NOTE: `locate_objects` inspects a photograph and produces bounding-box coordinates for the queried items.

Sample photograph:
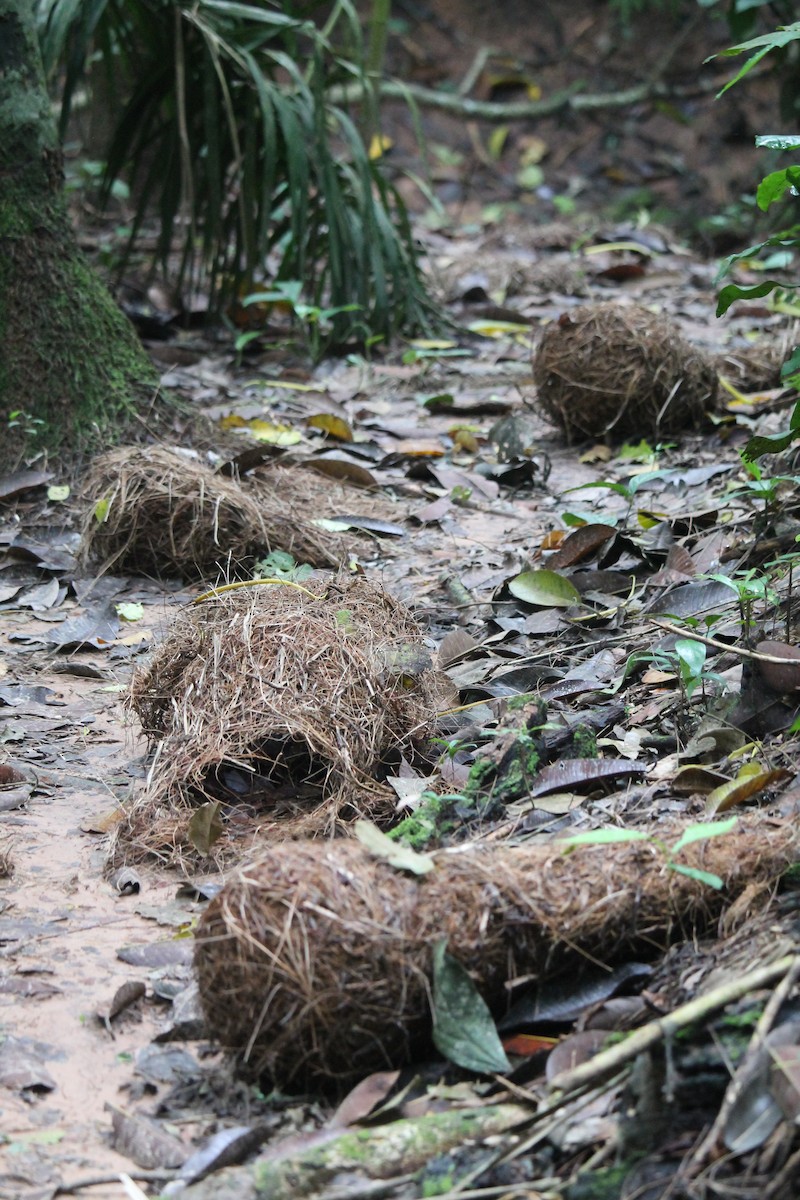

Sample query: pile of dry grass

[120,574,436,866]
[194,819,798,1090]
[80,447,397,580]
[532,303,718,440]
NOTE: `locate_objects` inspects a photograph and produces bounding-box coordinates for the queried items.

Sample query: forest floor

[4,5,800,1199]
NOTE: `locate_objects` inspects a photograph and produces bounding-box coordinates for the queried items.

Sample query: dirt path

[2,217,799,1197]
[0,596,201,1199]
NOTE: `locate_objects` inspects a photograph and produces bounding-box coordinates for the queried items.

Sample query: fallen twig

[650,618,799,666]
[682,952,800,1178]
[548,953,796,1095]
[55,1170,176,1195]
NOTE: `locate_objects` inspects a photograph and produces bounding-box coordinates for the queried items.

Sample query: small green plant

[713,21,800,460]
[569,724,598,759]
[235,281,363,361]
[429,735,478,762]
[562,468,671,522]
[561,816,739,890]
[648,638,721,704]
[711,568,779,639]
[728,458,800,528]
[64,158,130,203]
[252,549,313,583]
[387,790,468,850]
[7,410,45,437]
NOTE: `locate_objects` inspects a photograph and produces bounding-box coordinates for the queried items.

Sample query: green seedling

[252,549,313,584]
[711,568,779,640]
[235,281,363,361]
[7,410,45,437]
[561,816,738,890]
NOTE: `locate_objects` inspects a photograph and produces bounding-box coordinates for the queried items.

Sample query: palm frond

[36,0,444,350]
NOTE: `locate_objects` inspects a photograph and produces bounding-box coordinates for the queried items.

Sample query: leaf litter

[6,206,800,1200]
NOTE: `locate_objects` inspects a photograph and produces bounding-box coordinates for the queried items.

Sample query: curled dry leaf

[548,523,616,569]
[756,640,800,693]
[97,980,147,1032]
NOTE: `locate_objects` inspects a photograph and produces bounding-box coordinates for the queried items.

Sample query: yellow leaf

[249,379,319,392]
[582,241,655,256]
[452,429,479,453]
[771,299,800,317]
[467,319,531,338]
[219,414,248,430]
[580,445,612,464]
[115,630,151,646]
[637,508,669,528]
[706,766,790,815]
[188,800,224,856]
[308,413,353,441]
[219,414,302,445]
[487,127,509,160]
[368,133,393,160]
[519,135,548,165]
[408,339,459,351]
[718,375,751,405]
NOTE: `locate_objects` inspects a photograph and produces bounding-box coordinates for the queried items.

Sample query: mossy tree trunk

[0,0,158,473]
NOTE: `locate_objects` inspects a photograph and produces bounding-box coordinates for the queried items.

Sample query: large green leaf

[716,280,785,317]
[431,942,511,1075]
[757,167,800,211]
[508,569,581,608]
[756,135,800,151]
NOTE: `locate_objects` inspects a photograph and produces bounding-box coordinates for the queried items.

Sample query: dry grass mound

[120,574,435,866]
[532,303,718,440]
[194,820,798,1090]
[79,447,382,580]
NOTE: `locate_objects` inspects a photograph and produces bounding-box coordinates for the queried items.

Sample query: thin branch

[682,953,800,1177]
[649,618,800,667]
[329,73,733,121]
[55,1170,177,1196]
[548,954,797,1095]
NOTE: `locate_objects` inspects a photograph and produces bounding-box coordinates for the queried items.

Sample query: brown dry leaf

[770,1041,800,1123]
[188,800,224,856]
[665,543,697,576]
[672,765,732,796]
[412,496,452,524]
[756,640,800,693]
[438,628,480,668]
[528,758,645,798]
[0,764,26,787]
[0,469,55,499]
[548,524,616,569]
[97,980,146,1032]
[546,1030,609,1081]
[107,1103,185,1169]
[330,1070,401,1127]
[502,1033,557,1057]
[80,806,126,834]
[303,457,378,487]
[394,439,445,457]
